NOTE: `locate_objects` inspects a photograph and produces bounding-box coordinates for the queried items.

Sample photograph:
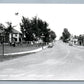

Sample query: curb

[3,45,48,56]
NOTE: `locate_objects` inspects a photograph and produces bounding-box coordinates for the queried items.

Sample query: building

[0,28,22,44]
[9,28,22,43]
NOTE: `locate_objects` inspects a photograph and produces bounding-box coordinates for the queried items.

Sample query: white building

[9,28,22,43]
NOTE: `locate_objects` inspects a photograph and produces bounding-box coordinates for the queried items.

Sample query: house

[0,28,22,44]
[9,28,22,44]
[69,35,78,46]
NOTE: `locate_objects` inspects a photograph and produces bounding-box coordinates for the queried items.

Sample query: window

[15,34,17,37]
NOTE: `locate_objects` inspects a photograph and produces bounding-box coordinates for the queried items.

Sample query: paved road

[0,41,84,80]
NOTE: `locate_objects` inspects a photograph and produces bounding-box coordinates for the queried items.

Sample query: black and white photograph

[0,4,84,80]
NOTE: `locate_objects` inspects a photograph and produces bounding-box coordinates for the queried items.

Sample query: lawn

[0,43,42,55]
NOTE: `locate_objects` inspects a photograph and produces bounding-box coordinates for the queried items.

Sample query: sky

[0,4,84,39]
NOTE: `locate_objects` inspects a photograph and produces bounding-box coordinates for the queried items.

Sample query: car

[48,43,53,48]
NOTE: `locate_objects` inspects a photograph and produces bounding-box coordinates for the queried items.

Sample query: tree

[78,35,83,45]
[0,23,5,43]
[20,16,34,41]
[0,23,5,30]
[59,36,63,40]
[49,30,56,41]
[5,22,14,43]
[31,16,49,41]
[62,28,71,42]
[5,22,13,34]
[20,16,56,43]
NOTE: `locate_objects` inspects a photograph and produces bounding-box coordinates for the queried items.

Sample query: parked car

[48,43,53,48]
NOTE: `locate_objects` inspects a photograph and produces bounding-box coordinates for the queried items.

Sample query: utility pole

[2,36,4,57]
[2,27,5,57]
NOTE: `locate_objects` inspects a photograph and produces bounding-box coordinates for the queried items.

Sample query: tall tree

[5,22,14,43]
[0,23,5,43]
[20,16,34,41]
[0,23,5,30]
[20,16,56,43]
[31,16,50,42]
[5,22,13,33]
[49,30,56,42]
[62,28,71,42]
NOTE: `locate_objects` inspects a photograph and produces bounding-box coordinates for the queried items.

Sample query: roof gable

[12,28,21,34]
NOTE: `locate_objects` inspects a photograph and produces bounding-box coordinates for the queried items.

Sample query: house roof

[12,28,21,34]
[0,27,21,34]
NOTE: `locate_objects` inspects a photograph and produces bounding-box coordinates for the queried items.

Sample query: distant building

[69,35,78,45]
[0,28,22,44]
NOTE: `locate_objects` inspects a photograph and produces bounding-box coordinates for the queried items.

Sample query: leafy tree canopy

[5,22,13,34]
[62,28,71,42]
[20,16,56,42]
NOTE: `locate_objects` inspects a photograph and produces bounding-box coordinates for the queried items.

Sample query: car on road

[48,43,53,48]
